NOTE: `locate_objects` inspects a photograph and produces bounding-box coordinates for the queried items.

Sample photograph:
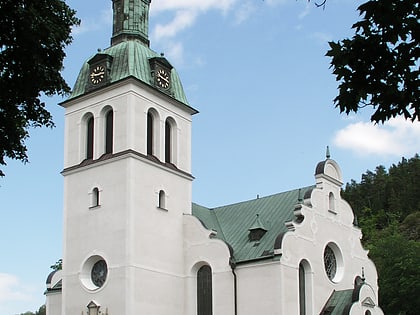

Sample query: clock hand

[157,74,169,83]
[91,71,105,78]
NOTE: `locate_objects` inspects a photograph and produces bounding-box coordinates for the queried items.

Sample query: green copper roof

[68,0,189,105]
[192,186,314,263]
[249,214,268,231]
[69,41,189,105]
[321,289,353,315]
[111,0,151,46]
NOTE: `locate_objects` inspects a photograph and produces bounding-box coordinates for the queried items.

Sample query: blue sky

[1,0,419,313]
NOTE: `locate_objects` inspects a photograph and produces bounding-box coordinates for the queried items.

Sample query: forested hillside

[342,154,420,315]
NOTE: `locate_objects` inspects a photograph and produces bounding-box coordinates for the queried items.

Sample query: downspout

[230,257,238,315]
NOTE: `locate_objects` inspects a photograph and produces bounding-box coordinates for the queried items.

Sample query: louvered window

[105,110,113,154]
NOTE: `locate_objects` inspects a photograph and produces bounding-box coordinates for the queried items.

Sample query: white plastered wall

[183,214,235,315]
[61,79,193,174]
[60,79,194,315]
[277,159,380,314]
[348,284,384,315]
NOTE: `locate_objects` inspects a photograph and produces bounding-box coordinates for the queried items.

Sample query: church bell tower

[57,1,197,313]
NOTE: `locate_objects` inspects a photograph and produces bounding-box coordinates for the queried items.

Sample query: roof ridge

[211,185,314,210]
[211,209,228,242]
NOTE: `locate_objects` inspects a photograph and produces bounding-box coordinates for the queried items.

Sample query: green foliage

[326,0,420,123]
[343,154,420,314]
[343,154,420,221]
[37,305,46,315]
[19,304,46,315]
[400,211,420,241]
[50,258,62,271]
[368,227,420,315]
[0,0,80,176]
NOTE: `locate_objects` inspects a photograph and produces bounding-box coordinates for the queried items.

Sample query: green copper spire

[111,0,151,46]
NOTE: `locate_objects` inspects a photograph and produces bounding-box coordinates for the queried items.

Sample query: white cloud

[151,0,236,13]
[0,273,38,307]
[72,8,112,36]
[312,31,333,44]
[164,41,185,65]
[153,10,197,39]
[0,273,40,315]
[298,3,311,19]
[265,0,288,6]
[150,0,238,41]
[333,117,420,157]
[234,2,257,25]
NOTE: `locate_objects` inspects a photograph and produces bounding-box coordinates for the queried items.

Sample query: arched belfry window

[147,111,154,156]
[165,119,172,163]
[165,117,177,165]
[197,265,212,315]
[86,115,94,159]
[105,110,113,154]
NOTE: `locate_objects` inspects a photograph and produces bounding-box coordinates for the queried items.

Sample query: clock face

[90,64,106,85]
[156,68,170,89]
[91,259,107,288]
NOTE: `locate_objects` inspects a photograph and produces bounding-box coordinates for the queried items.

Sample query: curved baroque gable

[315,159,343,185]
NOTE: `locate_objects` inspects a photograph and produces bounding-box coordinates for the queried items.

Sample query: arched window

[165,119,172,163]
[158,190,166,209]
[197,265,212,315]
[329,192,335,212]
[86,116,94,159]
[299,260,313,315]
[105,110,113,154]
[299,263,306,315]
[91,187,100,207]
[147,112,154,156]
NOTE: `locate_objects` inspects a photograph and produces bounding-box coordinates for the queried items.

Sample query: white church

[45,1,384,314]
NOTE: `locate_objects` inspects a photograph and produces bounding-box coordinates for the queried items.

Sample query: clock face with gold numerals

[156,68,170,89]
[90,65,106,85]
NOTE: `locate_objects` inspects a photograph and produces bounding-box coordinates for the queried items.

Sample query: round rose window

[80,255,108,290]
[324,245,337,280]
[323,243,344,283]
[91,259,107,287]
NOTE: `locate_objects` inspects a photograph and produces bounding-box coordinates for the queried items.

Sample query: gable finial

[326,146,331,159]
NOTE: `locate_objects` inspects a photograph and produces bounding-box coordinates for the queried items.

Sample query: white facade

[45,1,384,314]
[179,159,384,315]
[46,77,385,314]
[53,79,195,314]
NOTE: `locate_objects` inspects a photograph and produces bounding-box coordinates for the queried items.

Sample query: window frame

[158,190,166,210]
[105,109,114,154]
[86,115,94,160]
[197,265,212,315]
[165,119,172,163]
